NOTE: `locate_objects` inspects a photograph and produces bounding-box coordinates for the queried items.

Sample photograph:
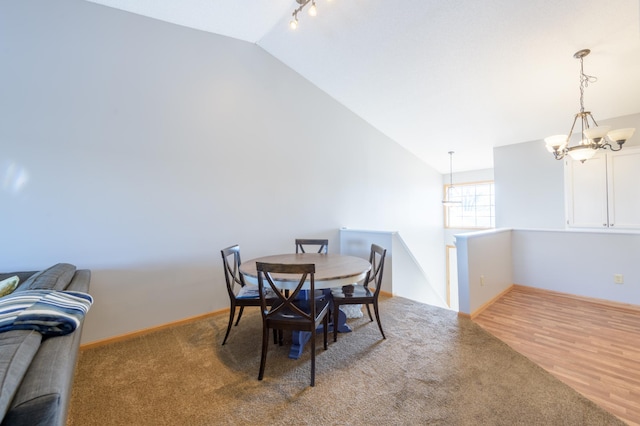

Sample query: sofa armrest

[1,269,91,426]
[1,325,83,426]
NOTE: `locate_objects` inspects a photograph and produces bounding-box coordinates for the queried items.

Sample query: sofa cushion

[0,330,42,420]
[0,276,19,298]
[16,264,76,292]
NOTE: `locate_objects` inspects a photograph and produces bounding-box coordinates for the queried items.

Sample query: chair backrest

[295,239,328,254]
[363,244,387,295]
[220,245,246,299]
[256,262,316,321]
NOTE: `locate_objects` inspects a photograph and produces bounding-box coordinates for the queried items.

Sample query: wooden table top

[240,253,371,290]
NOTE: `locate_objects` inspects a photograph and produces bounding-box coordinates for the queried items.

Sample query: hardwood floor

[473,285,640,426]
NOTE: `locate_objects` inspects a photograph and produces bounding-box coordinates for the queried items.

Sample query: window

[444,181,495,229]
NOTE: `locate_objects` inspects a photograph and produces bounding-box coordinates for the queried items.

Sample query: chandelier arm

[565,114,580,146]
[293,0,312,17]
[586,113,599,127]
[580,113,592,146]
[606,142,624,151]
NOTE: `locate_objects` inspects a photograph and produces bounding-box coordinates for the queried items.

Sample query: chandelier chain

[578,55,597,113]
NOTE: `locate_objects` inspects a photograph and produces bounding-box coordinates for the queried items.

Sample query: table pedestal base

[289,308,351,359]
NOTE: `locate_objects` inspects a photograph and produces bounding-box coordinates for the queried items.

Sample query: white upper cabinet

[565,146,640,230]
[607,148,640,229]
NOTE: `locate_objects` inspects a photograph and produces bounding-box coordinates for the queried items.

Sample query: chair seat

[269,299,329,325]
[331,285,372,299]
[236,285,260,299]
[237,285,277,300]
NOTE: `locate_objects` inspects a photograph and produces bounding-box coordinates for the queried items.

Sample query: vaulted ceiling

[84,0,640,173]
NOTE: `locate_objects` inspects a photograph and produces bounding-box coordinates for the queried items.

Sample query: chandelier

[544,49,635,162]
[289,0,318,30]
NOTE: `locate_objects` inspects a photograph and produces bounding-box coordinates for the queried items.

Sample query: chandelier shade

[607,128,636,143]
[545,49,635,163]
[567,144,597,162]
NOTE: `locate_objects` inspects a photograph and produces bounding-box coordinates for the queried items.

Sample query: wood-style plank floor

[473,285,640,426]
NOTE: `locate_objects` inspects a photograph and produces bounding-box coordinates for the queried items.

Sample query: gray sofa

[0,263,91,426]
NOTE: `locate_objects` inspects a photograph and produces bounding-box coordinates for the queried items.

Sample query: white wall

[0,0,445,343]
[340,229,449,308]
[512,229,640,304]
[455,229,512,315]
[494,140,566,229]
[456,228,640,315]
[340,229,395,294]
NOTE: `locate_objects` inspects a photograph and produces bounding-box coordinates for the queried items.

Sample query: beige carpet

[68,296,624,425]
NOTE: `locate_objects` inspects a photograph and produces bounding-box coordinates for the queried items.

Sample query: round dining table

[240,253,371,359]
[240,253,371,289]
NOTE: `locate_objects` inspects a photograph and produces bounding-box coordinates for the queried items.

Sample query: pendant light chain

[448,151,454,187]
[578,55,597,114]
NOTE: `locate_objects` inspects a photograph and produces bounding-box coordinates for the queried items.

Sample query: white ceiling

[85,0,640,173]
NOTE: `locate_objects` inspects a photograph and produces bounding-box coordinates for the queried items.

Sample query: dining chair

[256,262,329,387]
[295,238,329,254]
[295,239,329,302]
[331,243,387,342]
[220,244,269,345]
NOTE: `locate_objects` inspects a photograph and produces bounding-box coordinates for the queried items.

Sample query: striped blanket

[0,290,93,336]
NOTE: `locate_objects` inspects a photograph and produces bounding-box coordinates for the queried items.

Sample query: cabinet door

[607,148,640,229]
[565,154,608,228]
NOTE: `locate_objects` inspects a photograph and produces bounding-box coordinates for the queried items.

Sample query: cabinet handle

[603,224,607,227]
[610,223,614,227]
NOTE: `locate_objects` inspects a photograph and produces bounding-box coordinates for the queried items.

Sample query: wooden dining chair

[295,238,329,254]
[331,244,387,342]
[256,262,329,387]
[220,245,269,345]
[295,239,328,301]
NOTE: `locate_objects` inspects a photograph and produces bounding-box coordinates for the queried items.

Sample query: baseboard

[80,308,227,350]
[80,292,395,350]
[468,285,515,319]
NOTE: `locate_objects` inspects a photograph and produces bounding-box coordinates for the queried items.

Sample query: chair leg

[373,300,385,339]
[333,303,340,342]
[222,304,236,345]
[258,325,269,381]
[365,303,373,321]
[234,305,245,326]
[310,327,316,387]
[323,314,328,350]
